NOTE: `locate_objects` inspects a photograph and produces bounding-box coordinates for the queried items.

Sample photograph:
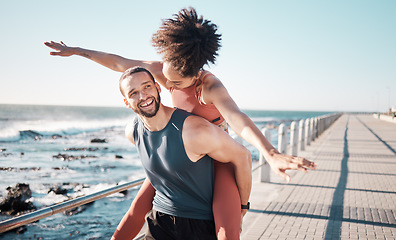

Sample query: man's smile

[139,98,154,108]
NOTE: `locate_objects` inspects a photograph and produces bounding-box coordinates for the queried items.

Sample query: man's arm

[182,116,252,212]
[44,41,168,86]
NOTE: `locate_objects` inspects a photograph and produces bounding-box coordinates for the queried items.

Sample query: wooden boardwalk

[241,114,396,240]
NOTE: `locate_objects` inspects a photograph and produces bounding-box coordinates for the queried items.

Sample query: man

[116,66,252,239]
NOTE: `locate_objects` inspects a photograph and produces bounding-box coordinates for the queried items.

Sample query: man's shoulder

[125,116,139,144]
[183,114,214,137]
[127,116,139,131]
[174,108,192,117]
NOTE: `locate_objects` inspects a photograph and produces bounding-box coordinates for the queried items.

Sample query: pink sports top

[170,71,227,131]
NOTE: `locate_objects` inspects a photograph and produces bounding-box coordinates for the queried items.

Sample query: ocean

[0,104,332,239]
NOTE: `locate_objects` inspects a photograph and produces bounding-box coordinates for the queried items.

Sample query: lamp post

[387,86,391,112]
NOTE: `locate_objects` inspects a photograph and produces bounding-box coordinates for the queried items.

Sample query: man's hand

[266,150,317,182]
[44,41,75,57]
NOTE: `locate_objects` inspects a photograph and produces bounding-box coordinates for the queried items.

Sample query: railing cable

[0,178,145,233]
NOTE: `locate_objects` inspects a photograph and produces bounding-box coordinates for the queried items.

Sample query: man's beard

[134,94,161,118]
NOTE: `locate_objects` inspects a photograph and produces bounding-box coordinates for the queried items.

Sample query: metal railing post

[259,128,271,182]
[313,117,318,139]
[305,118,311,146]
[298,120,305,151]
[310,118,315,141]
[289,121,298,156]
[278,123,287,154]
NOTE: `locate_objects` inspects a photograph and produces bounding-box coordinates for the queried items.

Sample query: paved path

[241,114,396,240]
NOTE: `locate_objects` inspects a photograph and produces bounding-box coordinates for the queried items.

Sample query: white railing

[255,113,341,182]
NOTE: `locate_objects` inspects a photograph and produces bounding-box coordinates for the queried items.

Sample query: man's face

[122,72,161,118]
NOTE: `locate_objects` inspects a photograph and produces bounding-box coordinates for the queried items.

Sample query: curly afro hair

[152,7,222,77]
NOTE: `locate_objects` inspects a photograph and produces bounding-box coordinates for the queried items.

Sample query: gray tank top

[133,109,214,220]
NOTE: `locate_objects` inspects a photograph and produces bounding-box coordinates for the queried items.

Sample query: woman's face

[162,62,196,89]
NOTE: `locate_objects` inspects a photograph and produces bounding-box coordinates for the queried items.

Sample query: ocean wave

[251,117,278,123]
[30,191,70,208]
[0,118,130,142]
[28,182,124,209]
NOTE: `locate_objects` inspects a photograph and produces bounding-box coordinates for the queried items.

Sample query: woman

[45,8,316,240]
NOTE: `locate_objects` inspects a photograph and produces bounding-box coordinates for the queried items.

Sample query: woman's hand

[266,149,317,182]
[44,41,75,57]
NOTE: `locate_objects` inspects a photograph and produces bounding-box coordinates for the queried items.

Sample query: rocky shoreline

[0,137,129,234]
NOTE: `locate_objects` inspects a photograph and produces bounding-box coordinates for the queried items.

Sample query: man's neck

[140,105,175,132]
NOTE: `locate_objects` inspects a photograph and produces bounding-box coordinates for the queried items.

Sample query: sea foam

[0,118,129,142]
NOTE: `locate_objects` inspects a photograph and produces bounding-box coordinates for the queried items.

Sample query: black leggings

[145,210,217,240]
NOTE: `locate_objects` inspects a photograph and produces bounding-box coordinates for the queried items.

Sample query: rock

[0,183,37,215]
[52,167,67,171]
[48,186,68,195]
[120,190,128,195]
[52,153,97,161]
[0,167,13,171]
[64,205,87,216]
[63,201,93,216]
[0,167,40,172]
[90,138,107,143]
[51,134,62,139]
[115,155,124,159]
[52,153,77,161]
[6,183,31,202]
[15,225,27,234]
[64,147,100,152]
[19,167,40,171]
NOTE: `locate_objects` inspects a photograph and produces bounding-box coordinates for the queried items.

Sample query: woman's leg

[213,162,241,240]
[112,178,155,240]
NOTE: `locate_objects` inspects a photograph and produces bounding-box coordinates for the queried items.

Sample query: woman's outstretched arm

[44,41,166,84]
[201,76,317,182]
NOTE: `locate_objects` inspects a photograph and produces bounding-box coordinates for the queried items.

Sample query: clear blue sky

[1,0,395,112]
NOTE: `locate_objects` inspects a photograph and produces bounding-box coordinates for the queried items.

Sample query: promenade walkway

[241,114,396,240]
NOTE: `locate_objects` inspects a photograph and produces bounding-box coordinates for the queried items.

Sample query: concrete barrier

[374,114,396,124]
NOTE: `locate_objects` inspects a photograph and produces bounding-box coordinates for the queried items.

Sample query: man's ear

[155,82,161,93]
[124,98,131,109]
